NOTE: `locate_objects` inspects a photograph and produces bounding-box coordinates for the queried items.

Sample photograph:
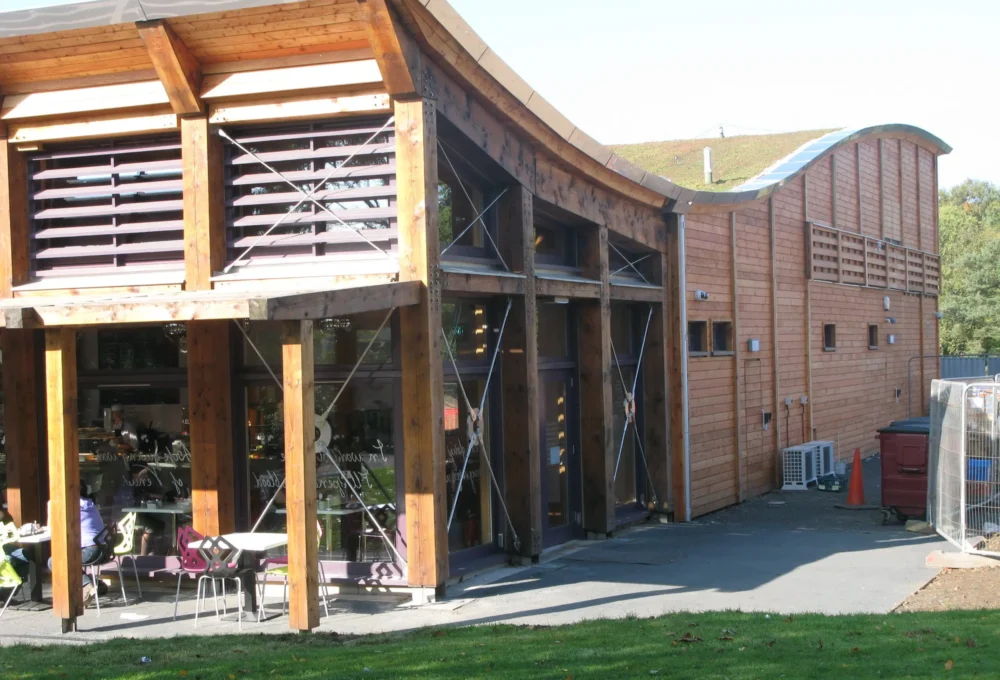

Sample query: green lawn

[2,611,998,679]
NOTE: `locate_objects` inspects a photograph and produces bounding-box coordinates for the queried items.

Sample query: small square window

[688,321,708,355]
[712,321,734,355]
[823,324,837,352]
[868,324,879,350]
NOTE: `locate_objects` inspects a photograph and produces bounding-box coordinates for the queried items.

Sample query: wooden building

[0,0,948,633]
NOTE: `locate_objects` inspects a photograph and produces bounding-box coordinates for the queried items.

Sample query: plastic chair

[257,520,330,621]
[196,536,253,631]
[113,512,142,603]
[0,523,25,619]
[81,525,119,615]
[357,505,396,562]
[172,525,208,620]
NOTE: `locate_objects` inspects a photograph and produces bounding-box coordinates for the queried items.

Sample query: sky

[4,0,998,189]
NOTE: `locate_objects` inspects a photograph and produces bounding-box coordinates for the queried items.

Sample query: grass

[611,129,837,192]
[2,610,1000,679]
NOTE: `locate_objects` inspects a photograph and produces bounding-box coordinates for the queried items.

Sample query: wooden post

[730,212,743,502]
[643,253,670,511]
[182,116,225,291]
[395,98,448,590]
[45,329,82,633]
[830,154,838,229]
[666,214,687,519]
[282,320,319,632]
[0,127,31,297]
[498,185,542,557]
[187,320,235,536]
[2,330,43,525]
[578,224,614,535]
[769,198,781,486]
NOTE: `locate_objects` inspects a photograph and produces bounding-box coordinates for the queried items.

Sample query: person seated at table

[46,487,107,605]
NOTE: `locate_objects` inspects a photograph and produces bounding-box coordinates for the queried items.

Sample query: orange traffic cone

[845,448,866,506]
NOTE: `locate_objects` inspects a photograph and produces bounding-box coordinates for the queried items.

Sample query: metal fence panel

[930,378,1000,556]
[940,357,988,379]
[988,358,1000,377]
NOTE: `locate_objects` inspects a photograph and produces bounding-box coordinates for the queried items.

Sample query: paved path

[0,455,945,644]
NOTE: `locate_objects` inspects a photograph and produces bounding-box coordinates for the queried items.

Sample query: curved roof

[0,0,952,214]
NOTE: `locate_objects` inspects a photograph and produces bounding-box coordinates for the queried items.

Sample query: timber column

[45,329,82,633]
[498,186,542,558]
[578,224,615,536]
[2,330,44,525]
[642,253,671,512]
[396,98,448,592]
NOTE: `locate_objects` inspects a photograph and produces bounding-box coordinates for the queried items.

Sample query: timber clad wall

[685,132,942,518]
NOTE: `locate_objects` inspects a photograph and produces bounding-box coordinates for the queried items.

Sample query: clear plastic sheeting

[929,378,1000,555]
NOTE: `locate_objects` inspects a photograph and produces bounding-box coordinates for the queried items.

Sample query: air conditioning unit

[781,444,820,490]
[808,440,836,477]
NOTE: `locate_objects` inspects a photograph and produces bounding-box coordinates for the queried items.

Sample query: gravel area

[898,567,1000,612]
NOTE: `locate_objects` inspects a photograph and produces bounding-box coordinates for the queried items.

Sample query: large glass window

[542,379,570,527]
[610,305,641,507]
[444,380,492,552]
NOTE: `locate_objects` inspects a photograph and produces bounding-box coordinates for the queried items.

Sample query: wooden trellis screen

[806,222,940,296]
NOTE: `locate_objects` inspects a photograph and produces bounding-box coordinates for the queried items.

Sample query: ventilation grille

[224,117,397,272]
[28,135,184,280]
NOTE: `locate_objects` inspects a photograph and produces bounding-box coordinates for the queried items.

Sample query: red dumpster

[877,417,929,524]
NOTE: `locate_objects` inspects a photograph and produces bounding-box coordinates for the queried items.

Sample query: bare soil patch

[898,567,1000,612]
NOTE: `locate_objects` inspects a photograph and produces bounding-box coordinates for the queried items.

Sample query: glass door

[539,371,580,546]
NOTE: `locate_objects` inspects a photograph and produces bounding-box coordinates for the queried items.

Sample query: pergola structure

[0,0,949,634]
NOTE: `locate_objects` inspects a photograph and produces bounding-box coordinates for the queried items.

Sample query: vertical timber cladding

[683,212,737,517]
[0,128,30,296]
[498,185,543,556]
[578,224,614,535]
[643,251,671,512]
[395,98,448,589]
[45,329,83,631]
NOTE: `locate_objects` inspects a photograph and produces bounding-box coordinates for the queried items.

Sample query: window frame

[868,324,879,350]
[711,320,735,357]
[688,320,709,357]
[823,323,837,352]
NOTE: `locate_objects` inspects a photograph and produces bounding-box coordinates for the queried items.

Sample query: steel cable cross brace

[611,305,660,509]
[442,298,522,552]
[235,308,406,571]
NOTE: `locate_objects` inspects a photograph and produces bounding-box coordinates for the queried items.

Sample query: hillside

[611,129,838,192]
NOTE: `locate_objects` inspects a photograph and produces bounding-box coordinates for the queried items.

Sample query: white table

[188,532,288,553]
[16,530,51,601]
[17,530,51,544]
[121,505,192,550]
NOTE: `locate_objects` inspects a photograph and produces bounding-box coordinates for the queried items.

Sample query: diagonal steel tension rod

[440,187,509,260]
[219,117,396,272]
[235,310,405,568]
[610,305,660,509]
[437,140,511,271]
[441,298,521,552]
[609,242,651,285]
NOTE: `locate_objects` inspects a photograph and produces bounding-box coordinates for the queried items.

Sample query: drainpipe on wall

[678,215,692,522]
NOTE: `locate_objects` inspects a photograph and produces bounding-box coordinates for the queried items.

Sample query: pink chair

[173,525,207,620]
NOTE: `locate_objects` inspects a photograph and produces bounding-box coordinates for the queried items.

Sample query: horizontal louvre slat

[34,220,184,240]
[225,116,398,272]
[35,240,185,259]
[230,228,398,249]
[29,133,185,278]
[229,163,396,187]
[34,178,183,200]
[229,142,394,166]
[229,184,395,208]
[35,199,184,220]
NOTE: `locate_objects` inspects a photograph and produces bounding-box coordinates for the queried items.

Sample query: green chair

[0,523,25,619]
[113,512,143,604]
[256,521,330,621]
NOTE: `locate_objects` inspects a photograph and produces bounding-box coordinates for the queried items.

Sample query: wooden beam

[44,328,82,632]
[609,284,665,303]
[136,19,204,116]
[208,92,390,125]
[395,98,447,589]
[730,212,743,503]
[182,116,224,291]
[7,111,178,145]
[358,0,422,97]
[666,214,686,518]
[0,126,31,297]
[498,185,542,557]
[577,224,614,535]
[1,81,170,121]
[260,281,421,320]
[187,320,235,536]
[642,254,670,511]
[441,269,527,296]
[201,60,383,100]
[535,276,601,300]
[282,320,320,633]
[769,198,781,487]
[2,330,43,525]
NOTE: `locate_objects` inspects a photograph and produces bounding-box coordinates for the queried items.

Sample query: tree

[939,180,1000,355]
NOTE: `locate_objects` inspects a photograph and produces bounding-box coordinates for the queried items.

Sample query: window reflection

[444,380,492,551]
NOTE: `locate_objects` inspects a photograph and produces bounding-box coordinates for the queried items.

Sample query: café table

[276,506,361,553]
[17,528,51,602]
[188,532,288,618]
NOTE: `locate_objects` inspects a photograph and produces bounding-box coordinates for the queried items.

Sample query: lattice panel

[907,250,926,294]
[886,245,908,290]
[810,224,840,282]
[840,232,867,286]
[865,239,888,288]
